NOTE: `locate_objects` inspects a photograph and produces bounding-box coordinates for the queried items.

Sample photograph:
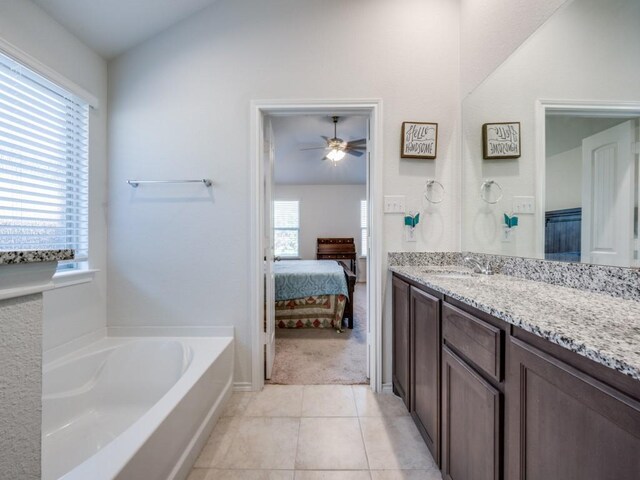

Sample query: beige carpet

[268,283,368,385]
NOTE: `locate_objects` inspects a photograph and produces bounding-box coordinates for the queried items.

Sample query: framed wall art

[482,122,521,159]
[401,122,438,159]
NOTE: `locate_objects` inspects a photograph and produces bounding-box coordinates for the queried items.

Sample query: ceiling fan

[300,116,367,162]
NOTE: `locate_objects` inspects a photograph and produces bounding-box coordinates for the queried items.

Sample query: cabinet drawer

[442,303,502,381]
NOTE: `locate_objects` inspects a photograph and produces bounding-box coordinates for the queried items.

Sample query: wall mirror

[461,0,640,268]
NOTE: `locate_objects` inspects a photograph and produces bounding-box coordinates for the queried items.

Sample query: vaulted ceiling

[32,0,219,58]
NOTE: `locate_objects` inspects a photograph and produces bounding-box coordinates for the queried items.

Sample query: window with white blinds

[274,200,299,257]
[360,199,368,257]
[0,51,89,264]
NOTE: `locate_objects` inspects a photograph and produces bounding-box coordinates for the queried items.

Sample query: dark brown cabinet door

[410,286,440,464]
[507,337,640,480]
[442,346,500,480]
[392,275,411,408]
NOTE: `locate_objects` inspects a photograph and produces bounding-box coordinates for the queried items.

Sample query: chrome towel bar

[127,179,212,188]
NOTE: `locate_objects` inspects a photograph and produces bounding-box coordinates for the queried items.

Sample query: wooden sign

[401,122,438,159]
[482,122,521,159]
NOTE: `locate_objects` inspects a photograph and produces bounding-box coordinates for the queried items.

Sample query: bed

[274,259,356,330]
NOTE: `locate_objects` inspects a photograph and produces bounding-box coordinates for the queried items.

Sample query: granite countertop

[0,250,74,265]
[390,265,640,381]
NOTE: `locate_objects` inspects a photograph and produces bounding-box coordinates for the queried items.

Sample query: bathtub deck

[44,405,147,480]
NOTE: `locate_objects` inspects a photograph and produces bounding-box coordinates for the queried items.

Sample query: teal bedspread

[274,260,349,301]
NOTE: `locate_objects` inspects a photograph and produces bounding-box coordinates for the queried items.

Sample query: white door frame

[534,99,640,257]
[249,99,384,392]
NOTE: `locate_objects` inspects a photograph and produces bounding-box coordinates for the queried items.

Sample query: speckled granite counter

[390,264,640,381]
[0,250,74,265]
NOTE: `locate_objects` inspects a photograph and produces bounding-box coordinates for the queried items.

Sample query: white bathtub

[42,336,234,480]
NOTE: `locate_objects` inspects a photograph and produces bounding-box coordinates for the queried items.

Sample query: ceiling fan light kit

[299,115,367,163]
[327,148,346,162]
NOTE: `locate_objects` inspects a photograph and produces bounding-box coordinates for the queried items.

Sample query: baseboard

[382,382,394,394]
[233,382,253,392]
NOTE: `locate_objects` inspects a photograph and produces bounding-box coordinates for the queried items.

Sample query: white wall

[0,2,108,350]
[108,0,460,386]
[461,0,640,258]
[275,183,366,259]
[460,0,567,96]
[546,146,581,211]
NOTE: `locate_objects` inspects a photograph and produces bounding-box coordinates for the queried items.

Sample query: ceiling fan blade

[348,138,367,145]
[346,149,365,157]
[320,136,329,142]
[300,146,329,151]
[346,145,366,151]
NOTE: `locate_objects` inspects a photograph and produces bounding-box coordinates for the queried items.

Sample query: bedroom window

[361,199,368,257]
[274,200,299,257]
[0,51,89,267]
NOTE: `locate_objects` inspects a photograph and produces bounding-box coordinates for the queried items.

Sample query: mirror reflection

[545,114,639,266]
[461,0,640,268]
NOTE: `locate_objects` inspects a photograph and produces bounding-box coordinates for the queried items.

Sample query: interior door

[581,120,635,266]
[264,115,276,379]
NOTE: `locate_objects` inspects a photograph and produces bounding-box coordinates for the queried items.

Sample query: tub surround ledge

[390,261,640,381]
[0,250,74,301]
[0,249,74,265]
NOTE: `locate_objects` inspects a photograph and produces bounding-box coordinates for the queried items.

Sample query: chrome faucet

[463,256,493,275]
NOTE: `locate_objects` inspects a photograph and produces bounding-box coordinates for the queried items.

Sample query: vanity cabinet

[410,286,441,462]
[442,346,500,480]
[391,271,640,480]
[441,303,503,480]
[506,337,640,480]
[392,275,411,408]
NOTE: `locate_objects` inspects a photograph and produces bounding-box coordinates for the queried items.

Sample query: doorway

[536,100,640,267]
[249,100,383,392]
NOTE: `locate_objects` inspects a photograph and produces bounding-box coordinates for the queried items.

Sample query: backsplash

[388,252,640,302]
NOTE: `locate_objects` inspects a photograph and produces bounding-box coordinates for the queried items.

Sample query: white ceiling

[31,0,219,58]
[272,115,367,185]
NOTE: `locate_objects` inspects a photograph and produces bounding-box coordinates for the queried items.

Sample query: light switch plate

[513,196,535,214]
[384,195,406,213]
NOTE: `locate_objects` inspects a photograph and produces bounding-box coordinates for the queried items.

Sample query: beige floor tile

[296,417,369,470]
[295,471,372,479]
[221,391,256,417]
[218,417,300,469]
[188,469,295,480]
[360,417,437,470]
[352,386,409,417]
[194,417,241,468]
[244,385,304,417]
[370,470,442,480]
[302,385,358,417]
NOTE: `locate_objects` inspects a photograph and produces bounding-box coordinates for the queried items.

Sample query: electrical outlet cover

[404,226,417,242]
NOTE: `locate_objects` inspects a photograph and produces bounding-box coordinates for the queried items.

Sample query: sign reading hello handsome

[482,122,521,159]
[401,122,438,159]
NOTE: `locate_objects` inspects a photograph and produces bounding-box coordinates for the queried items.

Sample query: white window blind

[360,199,368,256]
[274,200,299,257]
[0,51,89,263]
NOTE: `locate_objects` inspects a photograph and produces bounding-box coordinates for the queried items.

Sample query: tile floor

[189,385,442,480]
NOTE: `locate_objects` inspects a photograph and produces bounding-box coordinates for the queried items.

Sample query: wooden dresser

[316,238,357,276]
